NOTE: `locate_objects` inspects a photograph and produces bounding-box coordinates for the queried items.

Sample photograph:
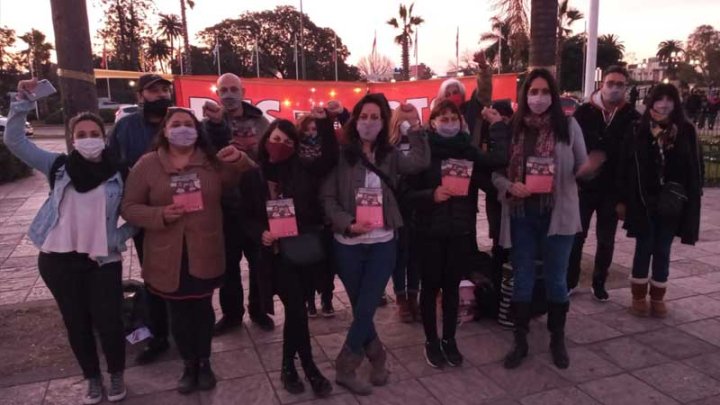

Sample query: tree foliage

[357,53,395,81]
[387,3,424,81]
[97,0,155,71]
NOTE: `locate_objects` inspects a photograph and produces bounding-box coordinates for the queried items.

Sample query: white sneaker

[107,372,127,402]
[82,377,103,405]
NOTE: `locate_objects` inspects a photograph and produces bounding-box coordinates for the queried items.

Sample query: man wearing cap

[202,73,274,333]
[108,73,174,365]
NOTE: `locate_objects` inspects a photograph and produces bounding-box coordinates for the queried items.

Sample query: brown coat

[121,148,254,293]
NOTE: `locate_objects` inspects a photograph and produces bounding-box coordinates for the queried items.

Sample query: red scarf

[507,114,556,183]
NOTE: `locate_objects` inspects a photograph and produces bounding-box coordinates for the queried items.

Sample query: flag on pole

[414,29,418,60]
[455,26,460,63]
[372,30,377,57]
[101,43,108,69]
[212,42,220,63]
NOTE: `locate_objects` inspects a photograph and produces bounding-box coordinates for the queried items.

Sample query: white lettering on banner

[188,97,280,122]
[388,101,400,110]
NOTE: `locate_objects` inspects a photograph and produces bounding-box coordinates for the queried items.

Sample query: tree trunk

[556,34,564,89]
[401,36,410,81]
[180,0,193,75]
[529,0,559,75]
[49,0,98,151]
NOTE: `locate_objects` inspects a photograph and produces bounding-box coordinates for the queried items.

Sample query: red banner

[174,74,518,123]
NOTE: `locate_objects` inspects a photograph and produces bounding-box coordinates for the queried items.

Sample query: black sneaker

[591,284,610,302]
[251,314,275,331]
[424,340,445,368]
[441,338,464,367]
[307,302,318,318]
[321,301,335,318]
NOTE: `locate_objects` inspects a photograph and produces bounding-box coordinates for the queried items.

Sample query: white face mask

[73,138,105,160]
[399,120,412,136]
[167,126,198,147]
[434,121,461,138]
[653,100,674,116]
[601,85,625,105]
[357,119,382,142]
[527,94,552,115]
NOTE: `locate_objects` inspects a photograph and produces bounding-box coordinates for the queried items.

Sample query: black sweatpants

[418,234,476,342]
[167,296,215,361]
[567,190,619,289]
[304,230,336,307]
[276,257,315,364]
[218,210,248,320]
[134,232,169,341]
[38,252,126,378]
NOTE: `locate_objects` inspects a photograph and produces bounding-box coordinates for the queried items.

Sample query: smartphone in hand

[25,80,57,102]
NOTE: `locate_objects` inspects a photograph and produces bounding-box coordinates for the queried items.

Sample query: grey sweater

[492,117,588,248]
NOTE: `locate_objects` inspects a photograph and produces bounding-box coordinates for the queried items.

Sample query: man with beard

[108,73,175,365]
[203,73,274,333]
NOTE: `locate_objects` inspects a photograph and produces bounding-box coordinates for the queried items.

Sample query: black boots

[547,302,570,369]
[503,302,531,369]
[302,360,333,397]
[281,357,305,394]
[178,359,216,394]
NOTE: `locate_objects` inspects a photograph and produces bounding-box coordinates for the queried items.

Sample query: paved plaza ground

[2,139,720,404]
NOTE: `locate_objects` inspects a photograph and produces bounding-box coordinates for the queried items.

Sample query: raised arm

[3,99,60,177]
[397,128,431,175]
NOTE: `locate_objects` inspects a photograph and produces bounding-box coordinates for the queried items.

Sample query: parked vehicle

[0,116,34,137]
[115,104,139,123]
[560,96,580,116]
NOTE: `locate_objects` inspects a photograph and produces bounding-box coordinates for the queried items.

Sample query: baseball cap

[138,74,172,91]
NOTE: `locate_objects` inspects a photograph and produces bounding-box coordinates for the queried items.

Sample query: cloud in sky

[0,0,717,75]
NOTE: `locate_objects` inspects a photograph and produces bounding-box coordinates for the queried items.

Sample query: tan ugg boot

[335,346,372,396]
[630,279,650,317]
[364,337,389,386]
[649,281,668,318]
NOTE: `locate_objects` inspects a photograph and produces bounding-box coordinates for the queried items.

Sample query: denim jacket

[3,100,136,265]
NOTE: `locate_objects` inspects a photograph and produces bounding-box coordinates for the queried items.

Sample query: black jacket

[573,98,640,198]
[406,123,509,238]
[617,120,702,245]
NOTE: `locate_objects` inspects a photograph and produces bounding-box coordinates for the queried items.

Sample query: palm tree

[179,0,195,75]
[657,39,684,79]
[529,0,559,72]
[492,0,528,34]
[147,38,172,72]
[556,0,583,85]
[159,15,182,61]
[387,3,424,81]
[481,16,512,72]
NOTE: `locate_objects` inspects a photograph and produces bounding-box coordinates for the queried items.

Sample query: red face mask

[266,141,295,163]
[448,94,464,108]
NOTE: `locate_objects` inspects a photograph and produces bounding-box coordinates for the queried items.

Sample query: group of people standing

[3,60,702,404]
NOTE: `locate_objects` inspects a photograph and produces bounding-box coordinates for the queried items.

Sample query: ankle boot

[649,282,668,318]
[503,302,531,369]
[630,279,650,317]
[281,357,305,394]
[301,360,333,397]
[364,337,389,386]
[197,358,217,391]
[335,345,372,396]
[177,360,199,394]
[547,302,570,369]
[396,293,413,323]
[407,291,420,322]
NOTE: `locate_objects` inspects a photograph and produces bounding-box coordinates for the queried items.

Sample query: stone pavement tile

[0,225,30,236]
[0,233,24,245]
[267,361,347,404]
[42,375,88,405]
[0,289,28,305]
[210,325,255,354]
[685,352,720,380]
[211,346,265,380]
[590,309,666,335]
[308,315,352,337]
[356,378,440,405]
[377,321,427,349]
[123,390,201,405]
[25,285,52,302]
[124,359,184,396]
[457,332,513,367]
[661,295,720,326]
[678,318,720,346]
[419,368,506,405]
[0,266,39,280]
[8,243,37,258]
[520,387,600,405]
[454,319,494,339]
[245,318,285,345]
[590,337,671,370]
[478,357,572,399]
[315,332,346,360]
[1,256,37,269]
[578,374,678,405]
[565,315,623,344]
[537,347,622,383]
[671,259,720,278]
[390,344,455,378]
[569,294,623,316]
[257,339,329,372]
[672,276,720,295]
[689,395,720,405]
[295,393,360,405]
[632,361,720,403]
[0,381,47,405]
[0,274,36,292]
[198,373,280,405]
[634,327,717,360]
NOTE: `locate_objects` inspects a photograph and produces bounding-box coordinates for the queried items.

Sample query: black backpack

[121,279,149,334]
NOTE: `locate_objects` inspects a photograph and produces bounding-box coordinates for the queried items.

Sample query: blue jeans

[334,238,397,354]
[510,207,575,304]
[631,215,675,283]
[392,226,420,294]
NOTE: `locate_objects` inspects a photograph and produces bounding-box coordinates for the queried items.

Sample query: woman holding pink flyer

[238,109,338,398]
[488,69,605,371]
[321,94,430,395]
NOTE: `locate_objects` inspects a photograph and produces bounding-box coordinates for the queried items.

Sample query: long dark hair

[343,93,393,166]
[257,119,300,167]
[642,83,688,128]
[512,68,570,144]
[154,107,219,167]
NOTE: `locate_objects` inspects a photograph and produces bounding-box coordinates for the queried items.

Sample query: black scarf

[65,150,120,193]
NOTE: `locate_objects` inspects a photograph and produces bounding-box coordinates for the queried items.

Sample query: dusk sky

[0,0,717,75]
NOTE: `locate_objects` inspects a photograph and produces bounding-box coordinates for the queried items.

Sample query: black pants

[168,296,215,361]
[567,190,619,289]
[419,234,476,342]
[276,258,314,364]
[134,232,169,341]
[304,230,335,306]
[218,211,251,320]
[486,194,508,295]
[38,252,126,378]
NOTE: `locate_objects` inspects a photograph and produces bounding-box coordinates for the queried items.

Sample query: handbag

[278,232,325,266]
[657,181,688,218]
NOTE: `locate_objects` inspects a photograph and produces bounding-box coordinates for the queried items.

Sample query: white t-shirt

[335,170,394,246]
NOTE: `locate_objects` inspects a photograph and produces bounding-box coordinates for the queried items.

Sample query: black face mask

[143,98,172,119]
